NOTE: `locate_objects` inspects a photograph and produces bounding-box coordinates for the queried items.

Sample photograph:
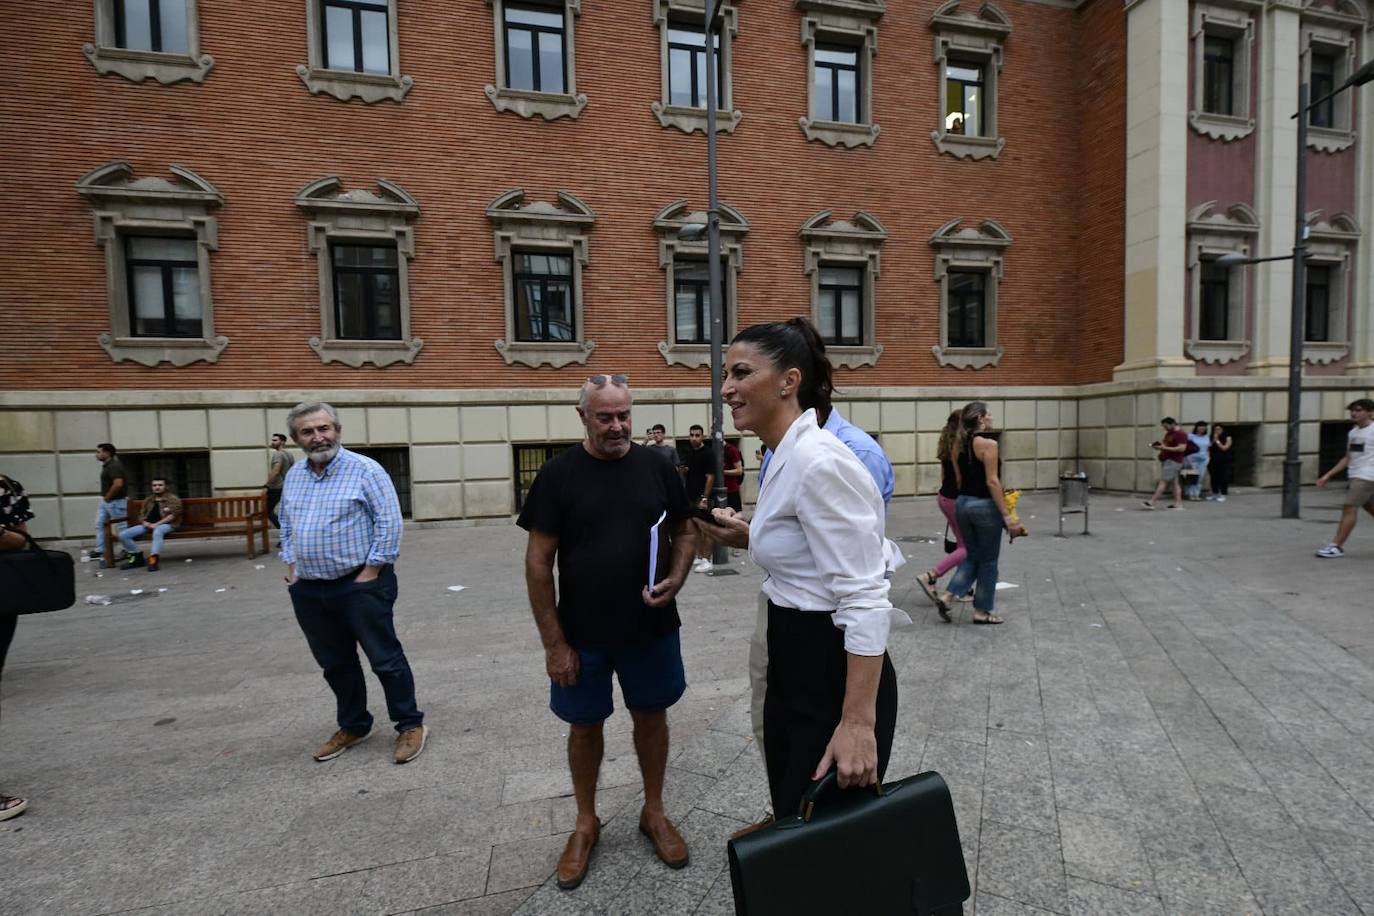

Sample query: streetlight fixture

[679,0,729,567]
[1219,56,1372,519]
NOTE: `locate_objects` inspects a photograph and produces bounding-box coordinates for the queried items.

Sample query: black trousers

[266,487,283,529]
[763,600,898,818]
[1209,460,1231,495]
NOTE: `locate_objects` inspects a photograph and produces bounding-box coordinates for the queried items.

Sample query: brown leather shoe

[312,728,371,762]
[639,810,689,868]
[730,814,775,840]
[556,819,600,890]
[394,725,428,764]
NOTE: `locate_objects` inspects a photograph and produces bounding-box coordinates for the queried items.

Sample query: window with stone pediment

[487,189,597,368]
[77,161,227,367]
[652,0,742,134]
[797,0,884,149]
[295,177,423,367]
[83,0,215,84]
[485,0,587,120]
[297,0,415,103]
[1188,2,1257,142]
[929,0,1010,161]
[1184,201,1258,365]
[800,210,886,367]
[652,200,749,367]
[929,218,1011,369]
[1302,210,1361,364]
[1299,1,1367,152]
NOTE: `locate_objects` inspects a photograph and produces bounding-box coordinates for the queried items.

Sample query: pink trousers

[933,494,967,578]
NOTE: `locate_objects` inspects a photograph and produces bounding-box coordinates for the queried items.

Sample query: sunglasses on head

[588,374,628,387]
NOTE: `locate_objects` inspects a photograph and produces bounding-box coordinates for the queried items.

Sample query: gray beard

[308,443,340,465]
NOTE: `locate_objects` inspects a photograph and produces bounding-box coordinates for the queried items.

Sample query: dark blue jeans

[947,496,1004,613]
[288,566,423,735]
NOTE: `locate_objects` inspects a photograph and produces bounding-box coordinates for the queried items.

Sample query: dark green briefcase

[727,770,970,916]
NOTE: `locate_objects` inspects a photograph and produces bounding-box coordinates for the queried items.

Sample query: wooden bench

[104,494,270,565]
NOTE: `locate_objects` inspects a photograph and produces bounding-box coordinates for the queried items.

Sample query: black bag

[0,527,76,615]
[727,770,970,916]
[942,524,958,555]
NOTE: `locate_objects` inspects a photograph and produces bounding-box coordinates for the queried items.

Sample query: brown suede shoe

[556,819,600,890]
[730,814,775,840]
[638,810,689,868]
[394,725,428,764]
[312,728,371,762]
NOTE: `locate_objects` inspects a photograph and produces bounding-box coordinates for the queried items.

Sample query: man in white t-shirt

[1316,398,1374,558]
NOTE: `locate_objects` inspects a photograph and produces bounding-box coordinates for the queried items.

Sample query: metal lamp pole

[704,0,728,565]
[1281,80,1309,520]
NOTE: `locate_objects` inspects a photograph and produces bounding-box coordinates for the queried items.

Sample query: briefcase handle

[800,769,885,823]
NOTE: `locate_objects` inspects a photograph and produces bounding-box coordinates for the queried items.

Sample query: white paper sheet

[648,510,667,589]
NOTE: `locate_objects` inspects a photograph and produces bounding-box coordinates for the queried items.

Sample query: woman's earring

[780,389,789,397]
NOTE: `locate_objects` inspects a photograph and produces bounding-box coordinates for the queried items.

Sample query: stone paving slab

[1,487,1373,914]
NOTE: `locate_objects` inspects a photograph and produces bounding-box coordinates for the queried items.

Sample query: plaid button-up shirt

[278,448,403,580]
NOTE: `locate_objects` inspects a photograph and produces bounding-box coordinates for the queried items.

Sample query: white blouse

[749,409,911,656]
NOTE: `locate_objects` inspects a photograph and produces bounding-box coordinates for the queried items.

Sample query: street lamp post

[1215,57,1373,519]
[680,0,729,567]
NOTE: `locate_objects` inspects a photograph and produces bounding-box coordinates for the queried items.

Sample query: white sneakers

[1316,544,1344,559]
[692,558,713,573]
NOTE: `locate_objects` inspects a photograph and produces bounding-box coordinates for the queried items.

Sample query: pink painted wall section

[1305,144,1358,221]
[1187,131,1258,213]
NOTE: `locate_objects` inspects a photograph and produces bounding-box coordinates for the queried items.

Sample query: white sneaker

[1215,495,1226,502]
[692,558,710,573]
[698,559,713,573]
[1316,544,1344,558]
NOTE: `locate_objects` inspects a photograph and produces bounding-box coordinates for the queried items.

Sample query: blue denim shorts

[550,629,686,725]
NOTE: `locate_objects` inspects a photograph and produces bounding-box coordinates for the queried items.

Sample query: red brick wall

[1071,0,1127,384]
[1,0,1127,390]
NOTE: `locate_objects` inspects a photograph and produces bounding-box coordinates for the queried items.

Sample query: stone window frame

[297,0,414,103]
[1299,3,1366,153]
[484,0,587,120]
[929,217,1011,370]
[1302,210,1361,364]
[83,0,215,84]
[295,176,423,367]
[651,0,743,134]
[929,0,1011,161]
[1188,2,1257,142]
[76,160,227,367]
[797,0,884,149]
[652,199,749,367]
[799,209,886,367]
[1184,201,1258,365]
[487,188,597,368]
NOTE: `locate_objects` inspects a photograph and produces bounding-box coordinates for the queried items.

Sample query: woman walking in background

[916,410,964,622]
[1207,423,1233,501]
[944,403,1026,625]
[1184,421,1211,500]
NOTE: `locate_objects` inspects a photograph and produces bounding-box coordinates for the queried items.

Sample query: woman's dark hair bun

[732,318,834,418]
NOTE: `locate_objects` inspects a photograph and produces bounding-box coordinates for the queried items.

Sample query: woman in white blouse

[713,318,906,818]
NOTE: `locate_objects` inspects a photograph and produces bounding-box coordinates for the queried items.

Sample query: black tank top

[939,458,958,499]
[956,434,993,499]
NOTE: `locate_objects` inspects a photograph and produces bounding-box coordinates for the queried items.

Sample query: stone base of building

[2,376,1369,539]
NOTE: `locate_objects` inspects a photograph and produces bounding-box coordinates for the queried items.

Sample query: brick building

[0,0,1370,539]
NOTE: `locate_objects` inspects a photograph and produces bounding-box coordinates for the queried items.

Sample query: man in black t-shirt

[678,424,716,572]
[517,375,696,890]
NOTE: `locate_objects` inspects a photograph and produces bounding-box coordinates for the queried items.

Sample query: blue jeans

[947,496,1004,613]
[1184,457,1209,498]
[94,498,128,555]
[288,566,423,735]
[119,523,175,556]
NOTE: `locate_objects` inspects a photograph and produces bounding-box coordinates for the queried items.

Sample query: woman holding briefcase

[710,319,907,818]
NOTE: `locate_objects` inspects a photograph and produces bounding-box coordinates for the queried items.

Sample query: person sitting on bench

[119,478,182,572]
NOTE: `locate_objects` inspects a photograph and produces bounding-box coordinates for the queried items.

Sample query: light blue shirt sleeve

[363,464,404,566]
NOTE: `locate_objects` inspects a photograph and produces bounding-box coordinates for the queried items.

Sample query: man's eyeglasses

[588,374,628,387]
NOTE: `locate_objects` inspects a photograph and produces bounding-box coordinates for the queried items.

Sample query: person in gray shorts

[1315,399,1374,558]
[1143,417,1188,510]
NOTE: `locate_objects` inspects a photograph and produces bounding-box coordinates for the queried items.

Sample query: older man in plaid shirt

[279,401,428,765]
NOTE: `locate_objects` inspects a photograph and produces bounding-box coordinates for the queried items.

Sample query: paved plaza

[2,486,1373,915]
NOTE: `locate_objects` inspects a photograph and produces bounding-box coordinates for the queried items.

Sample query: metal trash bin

[1058,472,1089,537]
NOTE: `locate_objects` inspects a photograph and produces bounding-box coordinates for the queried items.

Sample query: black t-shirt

[517,443,692,650]
[680,444,713,502]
